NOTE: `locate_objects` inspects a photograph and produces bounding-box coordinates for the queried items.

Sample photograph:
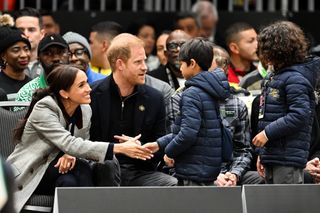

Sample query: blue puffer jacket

[157,70,230,182]
[258,56,320,168]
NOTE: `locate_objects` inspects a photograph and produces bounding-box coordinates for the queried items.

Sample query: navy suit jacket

[89,75,166,168]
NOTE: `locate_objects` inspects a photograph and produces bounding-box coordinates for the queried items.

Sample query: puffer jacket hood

[279,55,320,89]
[185,68,230,101]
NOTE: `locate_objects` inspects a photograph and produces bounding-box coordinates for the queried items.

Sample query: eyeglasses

[166,42,185,51]
[69,48,86,58]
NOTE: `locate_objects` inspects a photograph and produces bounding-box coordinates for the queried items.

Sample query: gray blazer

[6,96,109,212]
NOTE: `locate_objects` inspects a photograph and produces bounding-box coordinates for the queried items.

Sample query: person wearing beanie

[0,25,32,94]
[63,31,105,84]
[14,34,69,110]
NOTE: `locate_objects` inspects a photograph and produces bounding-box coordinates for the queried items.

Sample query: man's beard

[41,62,67,76]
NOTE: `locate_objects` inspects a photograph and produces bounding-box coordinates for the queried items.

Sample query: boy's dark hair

[91,21,123,41]
[14,7,42,28]
[225,22,254,45]
[258,21,309,71]
[179,37,213,71]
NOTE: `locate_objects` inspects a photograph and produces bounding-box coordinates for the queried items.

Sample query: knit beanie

[0,25,31,53]
[63,31,92,59]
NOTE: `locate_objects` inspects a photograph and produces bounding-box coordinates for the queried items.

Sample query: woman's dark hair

[14,64,82,142]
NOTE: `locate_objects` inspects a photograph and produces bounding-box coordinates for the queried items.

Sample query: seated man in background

[15,34,69,104]
[225,22,258,88]
[149,30,191,90]
[14,7,44,79]
[89,21,123,76]
[63,31,106,84]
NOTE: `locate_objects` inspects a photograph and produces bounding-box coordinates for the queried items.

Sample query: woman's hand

[113,134,154,160]
[54,154,76,174]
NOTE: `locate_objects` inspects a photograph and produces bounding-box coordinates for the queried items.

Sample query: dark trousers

[35,155,93,195]
[177,178,214,186]
[120,164,178,186]
[91,156,121,186]
[239,171,265,185]
[264,166,304,184]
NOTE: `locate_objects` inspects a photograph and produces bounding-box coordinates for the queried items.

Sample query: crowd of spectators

[1,1,320,212]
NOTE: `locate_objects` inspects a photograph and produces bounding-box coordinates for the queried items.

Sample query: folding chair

[0,101,53,213]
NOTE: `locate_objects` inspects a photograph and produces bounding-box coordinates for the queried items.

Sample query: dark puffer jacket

[157,70,230,182]
[258,56,320,168]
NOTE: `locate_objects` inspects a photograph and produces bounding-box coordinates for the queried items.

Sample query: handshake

[114,134,160,161]
[114,134,175,167]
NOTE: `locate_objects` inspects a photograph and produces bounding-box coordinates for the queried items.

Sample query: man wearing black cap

[0,25,32,94]
[15,34,69,105]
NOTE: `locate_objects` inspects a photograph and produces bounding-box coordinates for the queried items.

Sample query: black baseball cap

[38,34,68,54]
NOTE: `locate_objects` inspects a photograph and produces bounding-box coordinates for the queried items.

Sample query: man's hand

[114,134,141,145]
[54,154,76,174]
[256,156,265,178]
[252,130,268,147]
[164,154,175,167]
[305,157,320,183]
[214,172,237,186]
[113,134,154,160]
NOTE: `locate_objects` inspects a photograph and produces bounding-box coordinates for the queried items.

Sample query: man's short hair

[212,45,230,71]
[225,22,254,45]
[191,1,219,26]
[14,7,42,28]
[91,21,123,42]
[39,9,57,22]
[179,38,213,71]
[107,33,144,71]
[174,12,199,29]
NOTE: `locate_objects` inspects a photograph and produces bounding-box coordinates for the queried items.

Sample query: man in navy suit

[90,33,177,186]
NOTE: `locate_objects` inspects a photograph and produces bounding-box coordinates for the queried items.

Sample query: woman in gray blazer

[6,64,153,212]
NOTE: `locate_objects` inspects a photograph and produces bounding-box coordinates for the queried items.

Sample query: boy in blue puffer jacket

[252,21,319,184]
[145,38,230,185]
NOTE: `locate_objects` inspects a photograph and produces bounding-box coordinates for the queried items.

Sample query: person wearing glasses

[149,30,191,90]
[63,31,105,84]
[15,34,69,106]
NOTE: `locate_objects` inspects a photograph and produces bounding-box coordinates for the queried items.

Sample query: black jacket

[89,75,166,170]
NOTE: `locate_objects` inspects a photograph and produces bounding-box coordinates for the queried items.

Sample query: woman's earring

[2,58,7,65]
